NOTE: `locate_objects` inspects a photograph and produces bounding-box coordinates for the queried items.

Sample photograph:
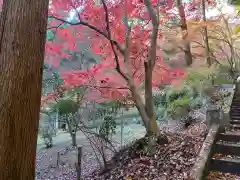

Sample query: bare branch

[47,22,64,30]
[82,84,129,90]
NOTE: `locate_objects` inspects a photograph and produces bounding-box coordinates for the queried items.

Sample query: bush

[99,116,116,140]
[156,107,166,120]
[39,126,54,148]
[189,96,204,109]
[153,92,167,108]
[165,85,194,102]
[166,95,190,119]
[154,85,207,124]
[54,99,79,115]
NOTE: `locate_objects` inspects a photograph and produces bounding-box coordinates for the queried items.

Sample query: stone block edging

[190,124,221,180]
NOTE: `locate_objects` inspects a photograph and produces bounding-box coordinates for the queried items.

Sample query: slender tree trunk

[201,0,211,66]
[129,77,159,136]
[129,81,150,125]
[71,133,77,147]
[0,0,49,179]
[65,115,77,146]
[144,62,159,136]
[176,0,193,66]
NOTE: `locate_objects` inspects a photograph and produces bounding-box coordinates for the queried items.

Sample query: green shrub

[189,96,204,109]
[99,116,116,140]
[166,88,188,103]
[165,85,194,102]
[213,76,233,85]
[153,92,167,107]
[168,95,190,117]
[39,126,54,148]
[53,99,79,115]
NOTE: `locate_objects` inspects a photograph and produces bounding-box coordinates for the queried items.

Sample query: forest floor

[36,115,207,180]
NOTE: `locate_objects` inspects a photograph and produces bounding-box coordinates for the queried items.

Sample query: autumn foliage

[44,0,220,135]
[46,0,185,101]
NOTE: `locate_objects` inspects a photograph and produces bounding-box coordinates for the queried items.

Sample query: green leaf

[233,25,240,34]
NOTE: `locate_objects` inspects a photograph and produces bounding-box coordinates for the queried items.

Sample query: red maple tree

[46,0,187,135]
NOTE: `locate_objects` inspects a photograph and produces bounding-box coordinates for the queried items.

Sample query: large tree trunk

[0,0,49,179]
[201,0,211,66]
[176,0,193,66]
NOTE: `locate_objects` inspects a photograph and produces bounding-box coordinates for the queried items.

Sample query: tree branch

[82,84,129,90]
[47,22,64,30]
[49,15,124,54]
[101,0,128,81]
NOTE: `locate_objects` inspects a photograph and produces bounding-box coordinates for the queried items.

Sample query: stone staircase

[206,93,240,179]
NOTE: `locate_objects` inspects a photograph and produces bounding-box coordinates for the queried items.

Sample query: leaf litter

[84,131,206,180]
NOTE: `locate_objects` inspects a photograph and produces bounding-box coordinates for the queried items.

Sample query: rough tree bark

[176,0,193,66]
[0,0,49,179]
[201,0,212,66]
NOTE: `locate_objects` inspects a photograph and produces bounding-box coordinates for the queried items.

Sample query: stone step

[231,109,240,111]
[230,112,240,115]
[230,116,240,120]
[210,158,240,174]
[231,110,240,112]
[231,101,240,103]
[231,107,240,110]
[231,107,240,109]
[230,113,240,115]
[229,120,240,124]
[231,102,240,108]
[218,133,240,143]
[231,114,240,117]
[233,97,240,100]
[229,124,240,129]
[230,114,240,117]
[215,142,240,156]
[231,114,240,116]
[231,110,240,113]
[231,115,240,118]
